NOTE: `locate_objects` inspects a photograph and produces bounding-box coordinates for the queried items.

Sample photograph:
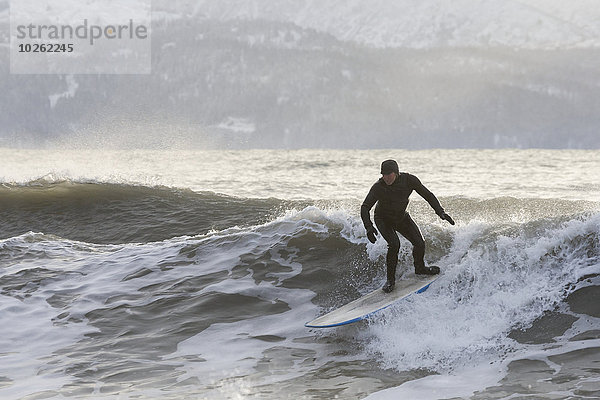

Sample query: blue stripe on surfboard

[304,281,434,328]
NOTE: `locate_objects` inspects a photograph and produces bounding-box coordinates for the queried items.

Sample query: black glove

[366,227,378,244]
[439,212,455,225]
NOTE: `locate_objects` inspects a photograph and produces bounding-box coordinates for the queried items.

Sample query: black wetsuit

[361,173,445,282]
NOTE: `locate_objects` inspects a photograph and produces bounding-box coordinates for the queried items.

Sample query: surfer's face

[382,172,397,185]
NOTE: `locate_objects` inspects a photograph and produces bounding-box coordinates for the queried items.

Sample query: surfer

[361,159,455,293]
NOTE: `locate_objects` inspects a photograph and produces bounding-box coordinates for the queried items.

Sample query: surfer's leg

[397,213,426,270]
[375,219,400,286]
[398,214,440,275]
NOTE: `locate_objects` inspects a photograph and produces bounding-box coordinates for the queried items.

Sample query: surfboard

[305,274,439,328]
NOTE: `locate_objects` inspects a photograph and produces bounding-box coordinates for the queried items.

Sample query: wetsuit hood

[380,159,399,175]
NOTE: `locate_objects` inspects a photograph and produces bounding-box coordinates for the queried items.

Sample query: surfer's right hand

[366,227,378,244]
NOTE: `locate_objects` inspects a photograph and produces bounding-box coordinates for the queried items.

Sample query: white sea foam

[362,213,600,399]
[365,363,506,400]
[0,295,84,398]
[367,214,599,367]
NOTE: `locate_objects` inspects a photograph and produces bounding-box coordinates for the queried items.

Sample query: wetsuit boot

[415,263,440,275]
[382,280,395,293]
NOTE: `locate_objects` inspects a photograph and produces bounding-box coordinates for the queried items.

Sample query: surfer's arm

[409,175,444,216]
[360,185,378,230]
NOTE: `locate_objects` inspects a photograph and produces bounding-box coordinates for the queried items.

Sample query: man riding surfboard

[361,159,455,293]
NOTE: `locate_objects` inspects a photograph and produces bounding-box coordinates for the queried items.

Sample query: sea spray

[363,213,600,373]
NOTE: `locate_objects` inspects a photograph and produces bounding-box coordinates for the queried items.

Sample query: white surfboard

[305,275,439,328]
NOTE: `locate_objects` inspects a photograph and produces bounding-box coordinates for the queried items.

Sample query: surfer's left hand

[366,227,378,243]
[440,212,455,225]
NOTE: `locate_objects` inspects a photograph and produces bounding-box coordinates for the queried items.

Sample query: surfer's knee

[413,236,425,252]
[387,237,400,254]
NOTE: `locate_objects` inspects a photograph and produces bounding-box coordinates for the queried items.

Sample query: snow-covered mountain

[155,0,600,49]
[1,1,599,148]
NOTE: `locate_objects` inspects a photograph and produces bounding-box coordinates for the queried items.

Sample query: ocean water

[0,148,599,400]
